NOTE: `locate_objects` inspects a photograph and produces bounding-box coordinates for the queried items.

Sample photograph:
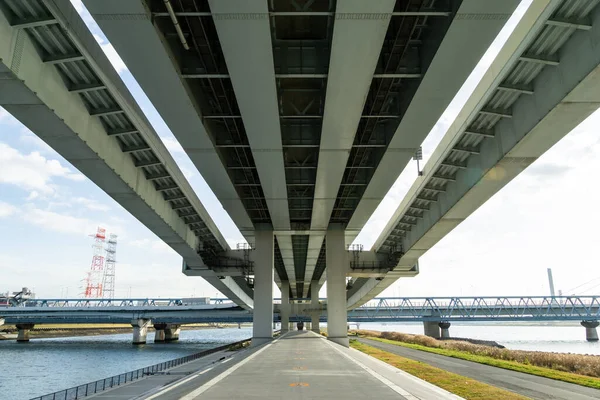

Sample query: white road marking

[325,339,421,399]
[143,367,213,400]
[178,342,274,399]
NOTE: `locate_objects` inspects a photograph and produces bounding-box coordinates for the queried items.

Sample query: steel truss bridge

[2,296,599,324]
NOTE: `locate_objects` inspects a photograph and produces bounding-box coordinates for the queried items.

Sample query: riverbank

[355,330,600,389]
[0,323,249,339]
[353,338,600,399]
[351,339,528,399]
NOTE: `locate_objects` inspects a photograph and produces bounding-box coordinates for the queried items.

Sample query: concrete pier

[423,321,440,339]
[581,320,599,341]
[154,323,167,342]
[164,324,181,342]
[280,281,290,333]
[326,227,349,347]
[131,319,151,345]
[310,280,320,333]
[16,323,34,342]
[439,322,451,339]
[252,230,274,346]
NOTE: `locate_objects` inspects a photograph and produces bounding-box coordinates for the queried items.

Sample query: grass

[351,340,529,399]
[356,331,600,390]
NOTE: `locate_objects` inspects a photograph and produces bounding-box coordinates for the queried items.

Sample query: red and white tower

[83,227,106,298]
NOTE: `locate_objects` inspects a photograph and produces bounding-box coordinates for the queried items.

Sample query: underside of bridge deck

[7,0,589,338]
[85,0,522,305]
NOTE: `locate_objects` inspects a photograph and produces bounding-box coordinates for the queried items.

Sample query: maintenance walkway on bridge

[90,331,459,400]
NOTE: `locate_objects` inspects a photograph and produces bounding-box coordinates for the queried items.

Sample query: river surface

[1,324,599,399]
[0,328,251,400]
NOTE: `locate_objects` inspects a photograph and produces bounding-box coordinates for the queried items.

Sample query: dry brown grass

[355,330,600,378]
[352,340,529,399]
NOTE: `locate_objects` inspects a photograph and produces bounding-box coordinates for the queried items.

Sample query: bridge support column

[326,227,349,347]
[280,281,290,334]
[153,323,166,343]
[16,324,34,342]
[252,230,274,346]
[423,322,440,339]
[131,319,151,345]
[581,321,599,342]
[311,280,320,333]
[439,322,451,339]
[164,324,181,342]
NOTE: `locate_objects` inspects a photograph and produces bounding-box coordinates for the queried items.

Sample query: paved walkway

[144,331,460,399]
[358,338,600,400]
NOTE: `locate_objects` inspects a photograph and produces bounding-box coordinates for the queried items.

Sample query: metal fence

[30,338,250,400]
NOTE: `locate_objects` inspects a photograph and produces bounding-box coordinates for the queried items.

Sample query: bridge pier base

[439,322,451,339]
[280,281,290,333]
[326,228,349,347]
[153,323,166,343]
[581,321,599,342]
[252,230,274,347]
[131,319,151,345]
[16,324,34,342]
[311,280,320,334]
[423,322,440,339]
[164,324,181,342]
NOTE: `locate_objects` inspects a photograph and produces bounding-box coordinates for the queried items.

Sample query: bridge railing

[349,296,600,321]
[30,338,250,400]
[15,297,235,308]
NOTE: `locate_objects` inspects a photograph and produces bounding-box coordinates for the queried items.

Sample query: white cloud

[70,0,84,13]
[26,191,39,201]
[161,137,185,154]
[92,33,127,73]
[0,202,16,218]
[21,207,94,235]
[129,238,176,255]
[74,197,111,212]
[19,206,125,238]
[0,107,12,123]
[0,142,84,194]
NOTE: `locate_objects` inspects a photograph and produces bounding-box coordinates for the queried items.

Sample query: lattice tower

[102,234,117,298]
[83,227,105,298]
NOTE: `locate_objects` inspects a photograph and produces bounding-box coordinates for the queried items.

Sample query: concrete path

[358,338,600,400]
[143,331,461,399]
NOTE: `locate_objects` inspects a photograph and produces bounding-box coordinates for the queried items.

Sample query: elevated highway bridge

[0,0,599,348]
[2,296,600,341]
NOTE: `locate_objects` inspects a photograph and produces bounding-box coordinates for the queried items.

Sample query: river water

[1,324,599,399]
[0,328,251,400]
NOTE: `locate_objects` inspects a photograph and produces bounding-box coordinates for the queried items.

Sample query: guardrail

[30,338,250,400]
[17,298,235,308]
[348,296,600,322]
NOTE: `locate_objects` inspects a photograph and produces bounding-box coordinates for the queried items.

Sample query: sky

[2,1,600,299]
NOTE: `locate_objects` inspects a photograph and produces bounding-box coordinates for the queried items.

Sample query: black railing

[30,338,250,400]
